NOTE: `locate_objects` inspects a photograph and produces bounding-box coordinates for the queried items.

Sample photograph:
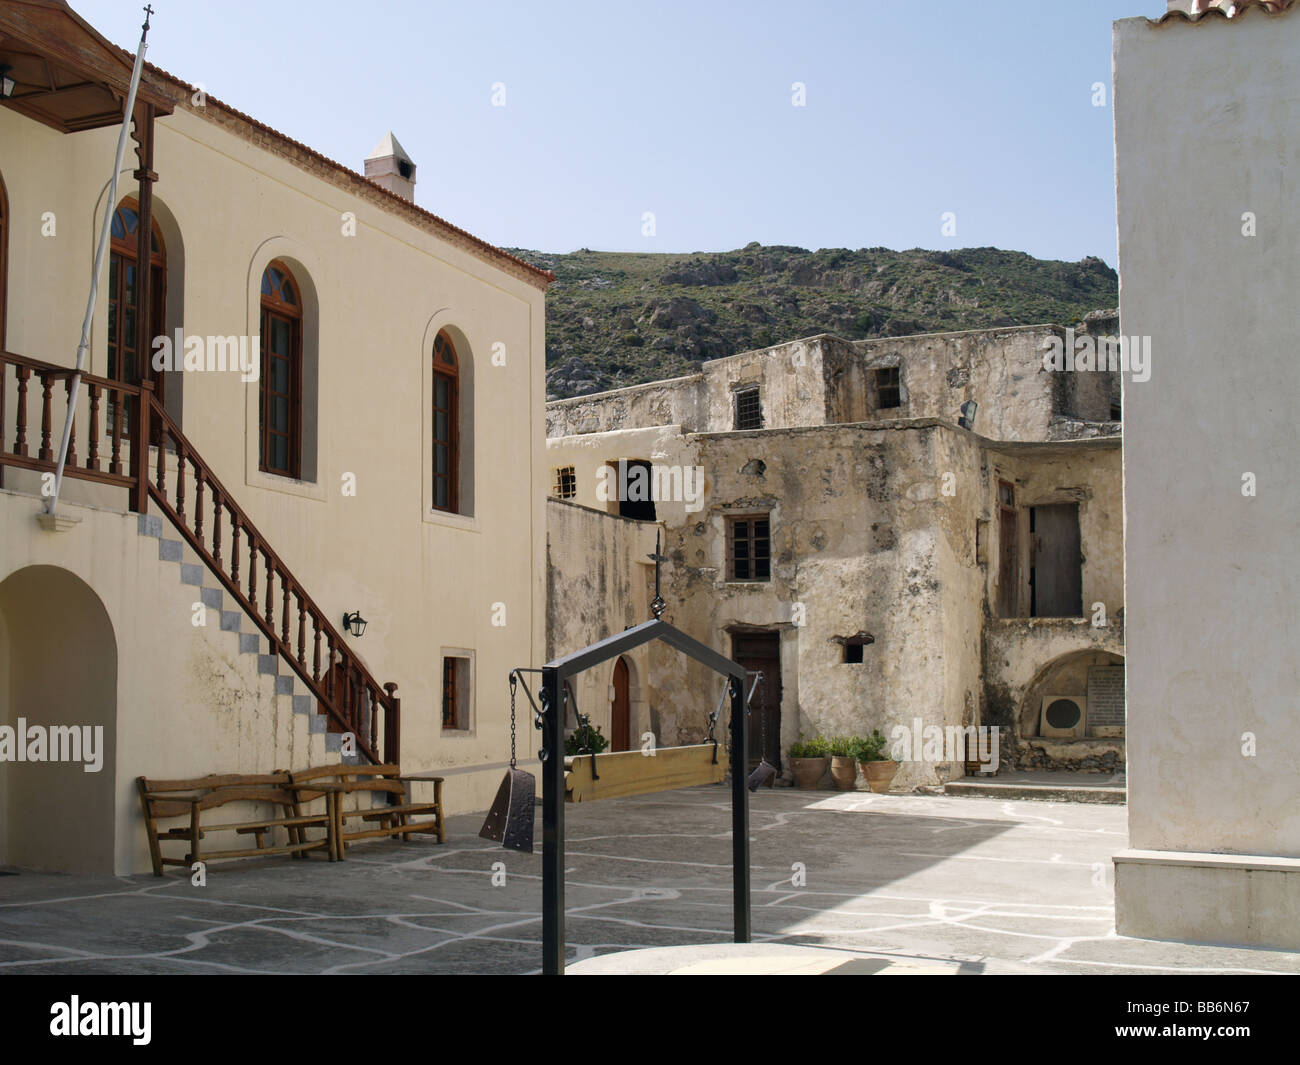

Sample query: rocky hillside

[502,244,1119,400]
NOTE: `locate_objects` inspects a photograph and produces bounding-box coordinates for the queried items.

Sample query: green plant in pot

[787,735,830,790]
[855,728,900,794]
[564,721,609,757]
[828,735,861,790]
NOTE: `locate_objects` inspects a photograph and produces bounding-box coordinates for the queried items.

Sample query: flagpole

[45,5,154,518]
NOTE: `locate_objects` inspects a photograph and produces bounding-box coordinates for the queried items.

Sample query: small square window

[734,386,763,431]
[838,633,874,663]
[442,656,472,731]
[876,367,901,409]
[727,514,771,581]
[552,465,577,499]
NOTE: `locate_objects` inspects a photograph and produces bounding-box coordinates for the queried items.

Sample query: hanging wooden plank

[564,744,725,804]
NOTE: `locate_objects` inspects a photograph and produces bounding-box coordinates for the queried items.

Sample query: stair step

[138,510,370,769]
[942,779,1126,805]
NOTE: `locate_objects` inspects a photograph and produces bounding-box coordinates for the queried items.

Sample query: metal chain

[508,672,518,769]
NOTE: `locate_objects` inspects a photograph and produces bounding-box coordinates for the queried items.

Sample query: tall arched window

[0,172,8,349]
[108,198,166,430]
[432,329,459,512]
[259,260,302,478]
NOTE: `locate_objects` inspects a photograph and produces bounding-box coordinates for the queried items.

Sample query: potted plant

[564,721,609,757]
[828,736,862,790]
[856,729,900,794]
[787,735,830,789]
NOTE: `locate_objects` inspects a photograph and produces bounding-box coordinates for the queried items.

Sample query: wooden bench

[136,773,334,877]
[287,764,444,860]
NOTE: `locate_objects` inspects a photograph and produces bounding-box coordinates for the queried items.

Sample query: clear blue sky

[75,0,1166,266]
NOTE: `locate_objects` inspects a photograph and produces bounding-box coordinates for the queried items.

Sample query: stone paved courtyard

[2,788,1297,975]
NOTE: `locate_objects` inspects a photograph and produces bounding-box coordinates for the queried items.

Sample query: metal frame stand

[536,618,751,975]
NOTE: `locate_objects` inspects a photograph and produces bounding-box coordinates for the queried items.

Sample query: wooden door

[997,481,1019,617]
[611,656,631,752]
[731,632,782,771]
[1031,504,1083,617]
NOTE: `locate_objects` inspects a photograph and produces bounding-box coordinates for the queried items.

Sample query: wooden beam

[564,744,725,803]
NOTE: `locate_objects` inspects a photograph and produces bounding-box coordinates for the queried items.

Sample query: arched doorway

[0,566,117,873]
[1017,650,1126,741]
[610,656,631,752]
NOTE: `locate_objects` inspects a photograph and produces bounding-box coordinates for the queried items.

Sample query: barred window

[553,465,577,499]
[727,514,771,582]
[876,367,901,409]
[734,386,763,430]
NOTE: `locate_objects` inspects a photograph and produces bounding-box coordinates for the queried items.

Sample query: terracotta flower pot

[830,755,859,790]
[861,760,900,794]
[790,757,829,790]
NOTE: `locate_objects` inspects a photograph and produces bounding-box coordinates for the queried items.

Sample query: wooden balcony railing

[0,348,399,766]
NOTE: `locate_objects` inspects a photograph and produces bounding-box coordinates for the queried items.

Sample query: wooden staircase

[0,348,400,765]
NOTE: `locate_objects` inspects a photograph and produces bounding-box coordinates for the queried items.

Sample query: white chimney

[364,131,417,202]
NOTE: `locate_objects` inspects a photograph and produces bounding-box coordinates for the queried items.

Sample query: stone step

[943,777,1126,805]
[142,511,360,764]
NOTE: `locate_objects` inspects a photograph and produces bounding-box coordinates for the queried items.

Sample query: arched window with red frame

[259,260,303,478]
[432,329,459,512]
[0,171,8,349]
[107,198,166,432]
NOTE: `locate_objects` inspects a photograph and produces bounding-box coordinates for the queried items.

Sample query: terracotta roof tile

[1154,0,1295,23]
[132,57,554,290]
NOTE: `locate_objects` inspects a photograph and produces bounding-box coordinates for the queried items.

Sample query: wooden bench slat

[138,763,446,874]
[353,803,440,821]
[287,763,445,859]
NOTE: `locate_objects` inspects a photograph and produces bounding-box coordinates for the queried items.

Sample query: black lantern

[342,611,367,638]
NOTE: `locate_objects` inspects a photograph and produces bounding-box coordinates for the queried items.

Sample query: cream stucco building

[0,0,550,874]
[1112,0,1300,949]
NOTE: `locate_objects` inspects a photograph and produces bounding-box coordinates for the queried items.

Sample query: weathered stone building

[546,322,1125,787]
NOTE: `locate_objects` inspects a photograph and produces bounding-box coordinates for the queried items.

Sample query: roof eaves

[133,58,554,290]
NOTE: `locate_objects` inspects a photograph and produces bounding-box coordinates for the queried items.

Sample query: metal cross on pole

[647,529,668,619]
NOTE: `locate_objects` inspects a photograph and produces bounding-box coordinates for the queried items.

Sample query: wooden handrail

[0,348,400,765]
[145,394,398,765]
[0,348,143,394]
[0,349,139,490]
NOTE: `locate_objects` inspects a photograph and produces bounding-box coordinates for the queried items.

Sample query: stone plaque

[1087,666,1125,730]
